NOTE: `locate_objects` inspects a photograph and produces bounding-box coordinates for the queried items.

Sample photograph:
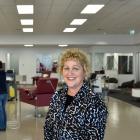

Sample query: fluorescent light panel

[22,28,33,32]
[81,4,104,14]
[17,5,34,14]
[63,28,76,32]
[24,44,34,47]
[58,44,68,47]
[70,19,87,25]
[20,19,33,25]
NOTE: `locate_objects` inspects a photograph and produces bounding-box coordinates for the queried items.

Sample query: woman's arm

[44,93,58,140]
[82,98,108,140]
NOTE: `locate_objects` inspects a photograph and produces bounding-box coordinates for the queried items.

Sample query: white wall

[118,75,134,86]
[94,53,104,71]
[0,46,92,84]
[0,49,8,63]
[1,45,140,84]
[19,50,36,84]
[91,45,140,85]
[18,47,62,84]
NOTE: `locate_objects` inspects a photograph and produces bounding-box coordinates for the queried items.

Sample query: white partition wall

[1,45,140,84]
[19,50,36,84]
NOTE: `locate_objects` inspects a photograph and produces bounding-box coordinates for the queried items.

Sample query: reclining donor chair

[19,77,58,116]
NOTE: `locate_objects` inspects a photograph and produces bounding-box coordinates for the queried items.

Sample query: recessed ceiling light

[58,44,68,47]
[24,44,34,47]
[63,28,77,32]
[24,44,34,48]
[22,28,33,32]
[70,19,87,25]
[20,19,33,25]
[16,5,34,14]
[81,4,104,14]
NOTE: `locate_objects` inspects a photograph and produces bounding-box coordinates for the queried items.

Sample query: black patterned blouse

[44,81,108,140]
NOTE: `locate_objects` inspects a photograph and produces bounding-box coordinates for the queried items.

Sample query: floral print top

[44,81,108,140]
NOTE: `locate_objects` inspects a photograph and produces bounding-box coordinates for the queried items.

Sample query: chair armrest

[19,87,36,100]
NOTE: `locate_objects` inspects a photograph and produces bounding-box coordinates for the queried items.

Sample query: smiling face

[62,59,85,93]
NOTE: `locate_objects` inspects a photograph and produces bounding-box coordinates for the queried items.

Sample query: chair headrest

[36,78,58,93]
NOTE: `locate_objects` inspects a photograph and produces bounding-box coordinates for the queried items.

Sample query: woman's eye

[73,67,79,71]
[63,67,80,71]
[63,67,69,70]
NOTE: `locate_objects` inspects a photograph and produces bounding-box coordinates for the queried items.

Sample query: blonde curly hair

[58,48,91,78]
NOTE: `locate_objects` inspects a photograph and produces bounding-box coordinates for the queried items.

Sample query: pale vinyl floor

[0,95,140,140]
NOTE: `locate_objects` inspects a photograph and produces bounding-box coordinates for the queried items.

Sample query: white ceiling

[0,0,140,47]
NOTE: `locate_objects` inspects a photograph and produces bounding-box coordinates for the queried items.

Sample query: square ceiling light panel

[20,19,33,25]
[70,19,87,25]
[63,28,77,32]
[81,4,104,14]
[22,28,33,32]
[17,5,34,14]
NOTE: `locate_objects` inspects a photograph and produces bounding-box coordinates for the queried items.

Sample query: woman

[44,48,108,140]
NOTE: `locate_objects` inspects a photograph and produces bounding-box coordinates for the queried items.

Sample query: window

[107,56,114,70]
[118,56,133,74]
